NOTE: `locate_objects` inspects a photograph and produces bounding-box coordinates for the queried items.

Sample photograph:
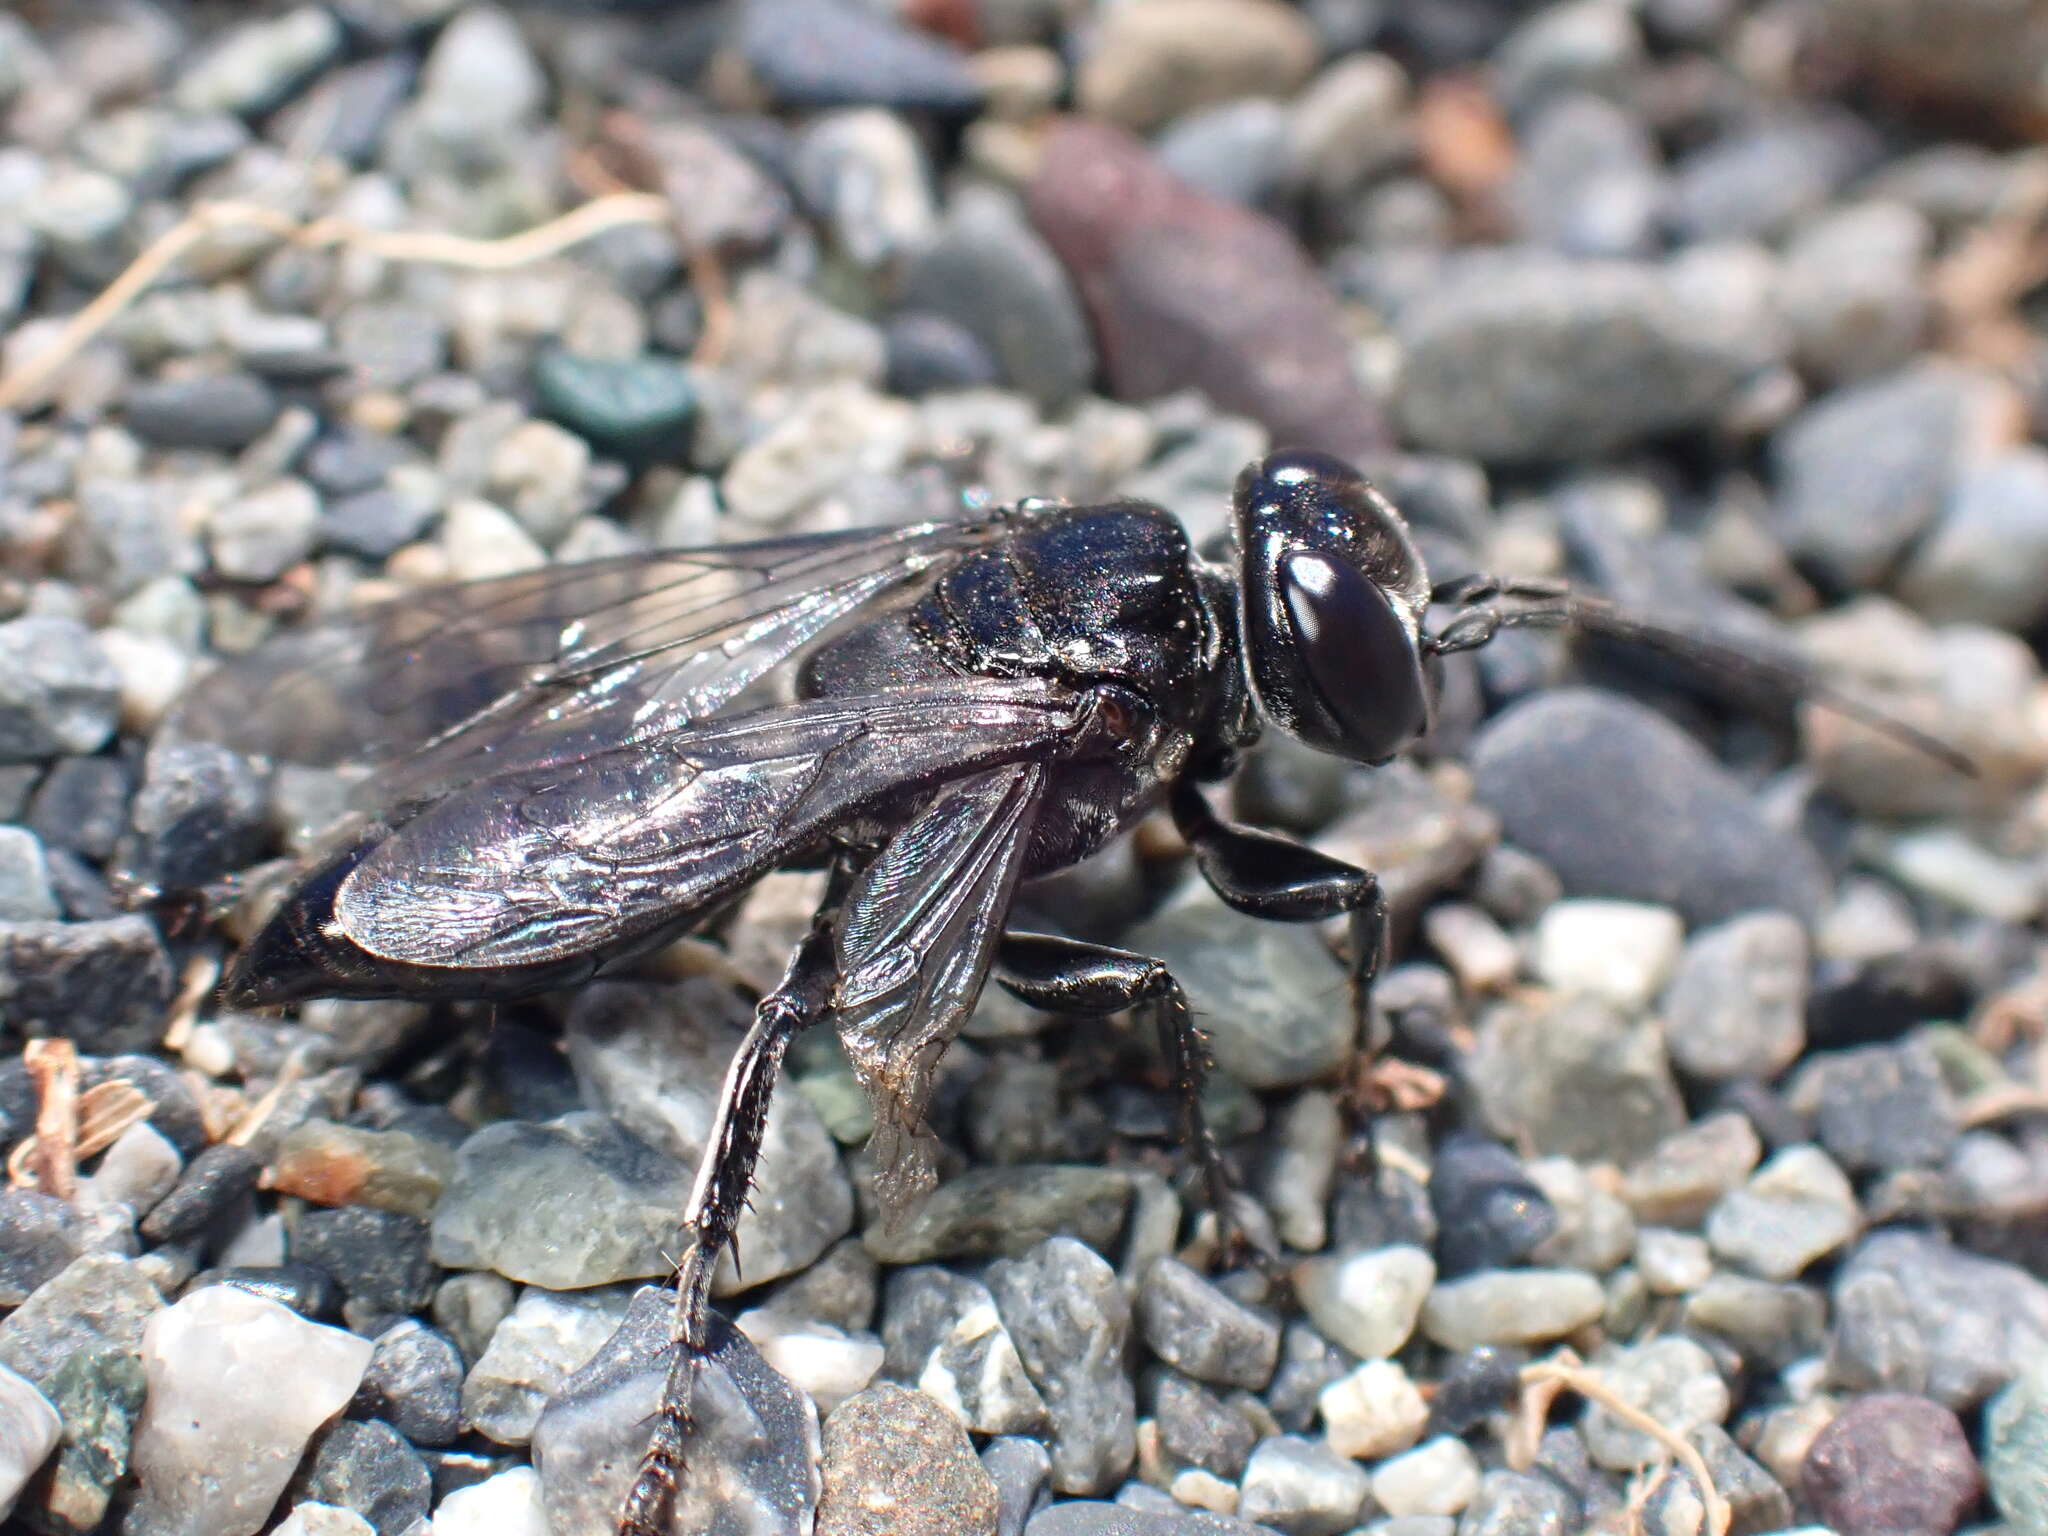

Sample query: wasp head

[1232,448,1433,766]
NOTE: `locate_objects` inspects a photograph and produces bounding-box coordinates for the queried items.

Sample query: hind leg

[617,905,840,1536]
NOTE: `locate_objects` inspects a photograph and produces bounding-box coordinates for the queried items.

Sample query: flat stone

[1075,0,1318,132]
[128,1286,373,1536]
[533,349,696,464]
[815,1383,1000,1536]
[530,1285,820,1536]
[1620,1114,1763,1230]
[270,1119,455,1220]
[0,1254,162,1389]
[864,1166,1132,1265]
[737,0,982,111]
[0,1191,89,1306]
[1467,993,1687,1166]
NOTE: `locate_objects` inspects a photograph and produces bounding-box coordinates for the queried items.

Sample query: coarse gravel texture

[1,1,2048,1535]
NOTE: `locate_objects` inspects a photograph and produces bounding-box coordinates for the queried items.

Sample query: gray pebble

[124,372,280,452]
[0,618,121,764]
[1667,109,1877,242]
[738,0,982,112]
[1778,201,1929,385]
[0,1254,162,1389]
[1835,1229,2048,1408]
[1121,897,1350,1091]
[1157,98,1291,209]
[1661,913,1809,1083]
[1704,1145,1860,1281]
[1826,1266,1931,1396]
[1468,993,1686,1166]
[987,1237,1136,1496]
[286,1417,432,1536]
[1581,1336,1730,1471]
[1136,1259,1279,1391]
[1457,1468,1575,1536]
[881,1266,1047,1436]
[1151,1369,1257,1478]
[1770,359,2007,591]
[1470,689,1828,927]
[0,1191,88,1307]
[116,740,267,897]
[0,826,56,921]
[292,1206,435,1314]
[1420,1269,1605,1351]
[350,1320,463,1448]
[1619,1113,1763,1230]
[1392,251,1779,462]
[1895,445,2048,631]
[1790,1036,1958,1174]
[1023,1504,1273,1536]
[1238,1434,1370,1536]
[461,1286,630,1447]
[26,756,131,865]
[863,1165,1133,1265]
[982,1435,1051,1536]
[1508,93,1663,258]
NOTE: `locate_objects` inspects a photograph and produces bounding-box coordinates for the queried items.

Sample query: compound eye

[1281,550,1428,763]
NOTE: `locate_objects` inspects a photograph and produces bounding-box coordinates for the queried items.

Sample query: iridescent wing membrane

[165,517,1008,798]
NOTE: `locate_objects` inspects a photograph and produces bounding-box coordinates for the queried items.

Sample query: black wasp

[169,448,1955,1535]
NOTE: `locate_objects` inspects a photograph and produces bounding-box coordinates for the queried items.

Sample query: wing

[831,761,1048,1224]
[163,517,1006,802]
[326,680,1078,974]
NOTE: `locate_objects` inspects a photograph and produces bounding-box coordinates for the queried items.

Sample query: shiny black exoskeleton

[164,450,1749,1534]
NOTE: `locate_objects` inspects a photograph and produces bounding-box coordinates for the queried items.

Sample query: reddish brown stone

[1025,116,1387,460]
[1802,1393,1983,1536]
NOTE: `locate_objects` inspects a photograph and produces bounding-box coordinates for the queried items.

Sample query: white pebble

[1370,1435,1481,1517]
[1534,899,1685,1011]
[1293,1245,1435,1360]
[1318,1358,1429,1461]
[271,1501,372,1536]
[736,1310,884,1415]
[1423,902,1521,993]
[1420,1269,1606,1351]
[96,628,191,737]
[129,1286,375,1536]
[441,497,546,581]
[0,1363,61,1520]
[432,1465,550,1536]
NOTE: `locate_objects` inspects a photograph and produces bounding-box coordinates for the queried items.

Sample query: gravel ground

[1,2,2048,1535]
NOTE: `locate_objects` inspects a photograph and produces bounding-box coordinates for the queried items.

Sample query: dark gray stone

[349,1322,462,1447]
[883,312,1002,396]
[292,1207,437,1314]
[983,1435,1052,1536]
[1149,1369,1257,1480]
[140,1144,261,1245]
[186,1263,344,1322]
[1458,1468,1576,1536]
[26,757,129,864]
[0,1189,88,1306]
[1666,110,1879,242]
[1469,689,1830,927]
[116,742,267,895]
[1794,1037,1958,1174]
[0,919,174,1055]
[1834,1229,2048,1407]
[320,487,436,561]
[123,372,281,451]
[286,1417,432,1536]
[863,1166,1133,1265]
[1429,1135,1558,1277]
[1135,1259,1280,1391]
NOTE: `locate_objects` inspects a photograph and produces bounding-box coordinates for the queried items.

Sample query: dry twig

[1508,1352,1733,1536]
[0,191,671,413]
[18,1039,80,1199]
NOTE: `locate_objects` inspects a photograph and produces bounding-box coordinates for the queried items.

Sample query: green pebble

[533,349,697,463]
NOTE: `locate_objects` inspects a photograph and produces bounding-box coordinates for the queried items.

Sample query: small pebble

[124,372,280,451]
[1581,1336,1731,1471]
[269,1119,455,1220]
[1532,899,1685,1011]
[1420,1269,1605,1351]
[1292,1245,1435,1360]
[286,1417,432,1536]
[1237,1433,1370,1536]
[1370,1436,1481,1518]
[139,1142,261,1245]
[430,1465,548,1536]
[1705,1145,1860,1281]
[987,1237,1136,1496]
[1660,912,1810,1083]
[1458,1468,1576,1536]
[1986,1358,2048,1536]
[1620,1114,1763,1229]
[460,1286,629,1447]
[1317,1359,1428,1460]
[1136,1259,1279,1391]
[1428,1135,1557,1277]
[1801,1393,1982,1536]
[815,1383,1000,1536]
[349,1319,464,1447]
